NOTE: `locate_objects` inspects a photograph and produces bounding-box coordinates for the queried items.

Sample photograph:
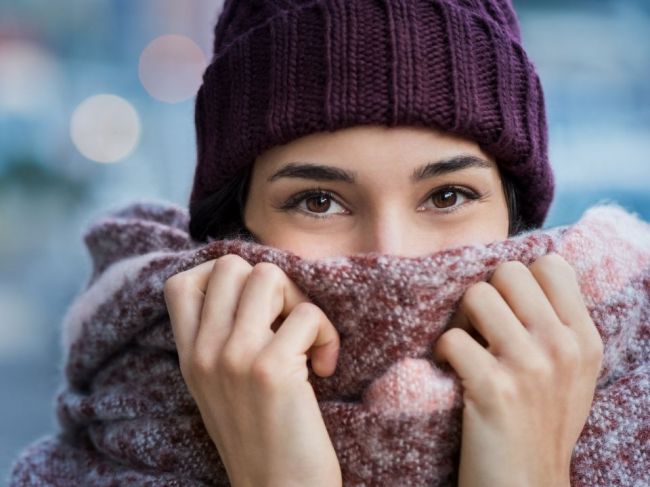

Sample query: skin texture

[164,125,603,486]
[243,124,509,258]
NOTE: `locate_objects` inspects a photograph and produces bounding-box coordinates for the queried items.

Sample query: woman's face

[243,124,509,259]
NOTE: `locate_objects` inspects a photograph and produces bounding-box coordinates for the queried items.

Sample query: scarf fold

[10,200,650,486]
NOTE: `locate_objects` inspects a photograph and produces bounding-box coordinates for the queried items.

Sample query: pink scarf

[10,201,649,486]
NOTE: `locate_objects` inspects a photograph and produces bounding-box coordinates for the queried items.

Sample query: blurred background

[0,0,649,482]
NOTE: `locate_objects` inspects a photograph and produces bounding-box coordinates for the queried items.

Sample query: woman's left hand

[433,253,604,487]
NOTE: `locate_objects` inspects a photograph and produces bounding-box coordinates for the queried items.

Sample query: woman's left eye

[420,186,481,213]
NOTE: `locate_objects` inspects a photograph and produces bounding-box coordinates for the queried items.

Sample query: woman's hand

[163,254,342,487]
[433,253,604,487]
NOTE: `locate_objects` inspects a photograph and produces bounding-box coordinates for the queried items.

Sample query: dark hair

[189,163,528,243]
[189,164,255,243]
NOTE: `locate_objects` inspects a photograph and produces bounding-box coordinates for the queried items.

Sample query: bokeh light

[70,94,141,163]
[138,34,207,103]
[0,40,62,115]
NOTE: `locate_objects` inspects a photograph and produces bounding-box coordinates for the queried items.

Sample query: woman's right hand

[163,254,342,487]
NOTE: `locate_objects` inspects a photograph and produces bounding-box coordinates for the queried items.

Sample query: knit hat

[190,0,554,229]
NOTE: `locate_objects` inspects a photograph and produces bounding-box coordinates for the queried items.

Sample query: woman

[163,1,603,485]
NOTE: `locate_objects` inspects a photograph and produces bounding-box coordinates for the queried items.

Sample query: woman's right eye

[281,190,349,219]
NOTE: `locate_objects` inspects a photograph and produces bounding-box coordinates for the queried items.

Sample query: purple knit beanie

[190,0,554,229]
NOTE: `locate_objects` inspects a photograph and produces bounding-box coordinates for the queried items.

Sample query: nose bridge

[361,205,408,256]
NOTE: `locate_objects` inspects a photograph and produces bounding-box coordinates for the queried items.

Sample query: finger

[447,305,489,348]
[227,262,310,352]
[527,253,600,344]
[262,302,340,377]
[433,327,498,383]
[195,254,253,357]
[488,260,566,344]
[163,259,220,354]
[451,281,533,359]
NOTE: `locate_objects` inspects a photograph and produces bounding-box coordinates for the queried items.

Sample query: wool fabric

[190,0,554,230]
[9,200,649,486]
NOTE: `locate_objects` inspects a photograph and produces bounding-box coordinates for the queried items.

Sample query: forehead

[254,124,498,181]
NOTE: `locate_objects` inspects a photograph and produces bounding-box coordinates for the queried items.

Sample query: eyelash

[278,185,482,219]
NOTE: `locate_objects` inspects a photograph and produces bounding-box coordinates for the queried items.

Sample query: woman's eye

[284,191,348,218]
[281,186,480,218]
[432,189,463,208]
[304,193,333,213]
[422,187,480,213]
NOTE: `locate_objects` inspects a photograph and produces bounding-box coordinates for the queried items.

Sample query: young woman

[163,1,603,486]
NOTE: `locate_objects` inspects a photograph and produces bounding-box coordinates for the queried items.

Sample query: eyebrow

[266,154,492,184]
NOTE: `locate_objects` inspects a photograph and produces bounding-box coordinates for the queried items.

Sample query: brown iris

[432,190,457,208]
[305,194,331,213]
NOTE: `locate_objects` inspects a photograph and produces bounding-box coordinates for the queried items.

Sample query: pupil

[434,190,456,208]
[306,194,330,212]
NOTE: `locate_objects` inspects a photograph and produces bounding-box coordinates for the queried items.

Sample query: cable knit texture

[9,200,649,486]
[190,0,554,230]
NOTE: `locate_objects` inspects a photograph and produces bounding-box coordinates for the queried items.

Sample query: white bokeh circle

[70,94,141,163]
[139,34,207,103]
[0,40,62,114]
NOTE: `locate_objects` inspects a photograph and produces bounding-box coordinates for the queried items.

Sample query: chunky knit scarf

[10,201,650,486]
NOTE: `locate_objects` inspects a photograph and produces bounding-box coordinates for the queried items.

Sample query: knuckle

[521,354,553,379]
[587,333,605,366]
[462,281,494,304]
[436,327,468,352]
[490,260,528,286]
[250,354,281,389]
[190,349,217,377]
[219,347,246,377]
[291,301,323,320]
[533,252,576,277]
[484,373,518,403]
[177,356,195,384]
[501,259,529,273]
[549,331,581,365]
[250,262,285,283]
[163,272,186,297]
[544,252,571,267]
[214,253,251,272]
[443,327,468,342]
